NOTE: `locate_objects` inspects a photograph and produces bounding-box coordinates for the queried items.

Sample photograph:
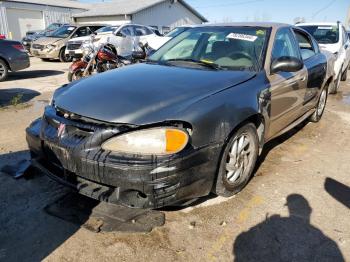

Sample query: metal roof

[73,0,207,22]
[5,0,90,10]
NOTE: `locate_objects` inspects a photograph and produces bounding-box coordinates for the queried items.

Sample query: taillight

[12,44,25,52]
[0,34,6,39]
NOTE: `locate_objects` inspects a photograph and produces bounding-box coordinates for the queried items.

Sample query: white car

[144,26,194,50]
[66,24,164,58]
[297,22,350,93]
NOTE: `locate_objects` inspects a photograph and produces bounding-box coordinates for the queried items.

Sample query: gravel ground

[0,58,349,262]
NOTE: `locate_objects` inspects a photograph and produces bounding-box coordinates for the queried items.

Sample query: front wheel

[59,47,71,63]
[67,69,85,82]
[329,74,341,94]
[214,123,259,197]
[310,87,328,123]
[341,67,348,81]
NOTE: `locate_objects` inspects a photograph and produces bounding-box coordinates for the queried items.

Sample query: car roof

[297,22,338,26]
[192,22,290,29]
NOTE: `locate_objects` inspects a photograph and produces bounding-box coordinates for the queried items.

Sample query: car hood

[68,36,90,43]
[33,37,64,45]
[54,63,255,125]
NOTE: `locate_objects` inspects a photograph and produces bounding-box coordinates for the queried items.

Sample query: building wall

[0,1,85,39]
[74,15,131,25]
[132,0,203,32]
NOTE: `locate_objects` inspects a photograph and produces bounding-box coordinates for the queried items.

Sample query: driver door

[267,27,308,138]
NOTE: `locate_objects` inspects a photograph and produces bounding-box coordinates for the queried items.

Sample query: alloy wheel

[225,133,253,184]
[0,63,4,77]
[317,89,327,116]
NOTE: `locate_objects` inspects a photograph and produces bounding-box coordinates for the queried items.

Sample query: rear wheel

[0,59,9,82]
[214,123,259,197]
[310,87,328,122]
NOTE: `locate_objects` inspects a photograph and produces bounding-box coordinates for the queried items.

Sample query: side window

[144,26,154,35]
[272,28,300,60]
[134,26,152,36]
[120,26,133,36]
[74,27,89,37]
[293,30,316,60]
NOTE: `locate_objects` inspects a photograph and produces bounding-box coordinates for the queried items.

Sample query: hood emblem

[57,123,66,138]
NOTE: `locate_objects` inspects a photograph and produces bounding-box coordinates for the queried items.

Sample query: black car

[26,23,330,208]
[0,39,30,81]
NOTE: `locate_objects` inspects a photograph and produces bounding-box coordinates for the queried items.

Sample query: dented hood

[54,63,255,125]
[33,37,64,45]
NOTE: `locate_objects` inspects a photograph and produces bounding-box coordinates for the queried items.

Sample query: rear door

[293,29,327,112]
[267,27,308,138]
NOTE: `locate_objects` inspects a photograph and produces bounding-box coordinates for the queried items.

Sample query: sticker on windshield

[318,26,333,30]
[226,33,258,42]
[67,27,75,31]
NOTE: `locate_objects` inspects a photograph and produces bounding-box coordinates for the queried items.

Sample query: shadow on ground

[325,177,350,209]
[233,194,345,262]
[0,150,164,261]
[5,70,64,81]
[0,88,41,107]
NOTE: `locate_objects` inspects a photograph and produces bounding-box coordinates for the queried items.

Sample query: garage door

[6,8,44,40]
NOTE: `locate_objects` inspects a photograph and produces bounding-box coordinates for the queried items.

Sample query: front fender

[69,60,88,73]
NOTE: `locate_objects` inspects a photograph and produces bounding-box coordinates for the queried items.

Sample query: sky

[79,0,350,25]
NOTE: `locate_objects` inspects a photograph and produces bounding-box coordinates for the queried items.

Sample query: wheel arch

[0,56,11,71]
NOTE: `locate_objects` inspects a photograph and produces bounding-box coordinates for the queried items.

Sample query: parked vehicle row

[65,23,163,59]
[27,22,336,209]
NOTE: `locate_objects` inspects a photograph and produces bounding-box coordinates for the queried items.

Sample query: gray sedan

[0,39,30,81]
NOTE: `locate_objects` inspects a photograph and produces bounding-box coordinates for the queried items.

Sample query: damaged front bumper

[26,106,222,208]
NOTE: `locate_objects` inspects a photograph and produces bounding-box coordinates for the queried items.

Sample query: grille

[32,44,44,50]
[67,43,82,50]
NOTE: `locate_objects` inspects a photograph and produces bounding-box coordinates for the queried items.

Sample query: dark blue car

[0,39,30,81]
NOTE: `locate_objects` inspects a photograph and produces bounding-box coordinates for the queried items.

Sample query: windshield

[96,26,119,33]
[46,23,62,32]
[165,27,189,38]
[150,26,269,71]
[50,25,76,38]
[299,25,339,44]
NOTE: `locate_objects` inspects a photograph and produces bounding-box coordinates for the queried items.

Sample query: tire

[59,47,71,62]
[214,123,259,197]
[329,74,341,94]
[341,67,348,81]
[0,59,9,82]
[67,70,84,82]
[310,87,328,123]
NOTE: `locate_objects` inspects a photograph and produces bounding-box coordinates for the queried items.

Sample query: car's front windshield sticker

[226,33,258,42]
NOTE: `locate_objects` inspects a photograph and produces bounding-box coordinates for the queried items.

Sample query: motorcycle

[67,34,132,82]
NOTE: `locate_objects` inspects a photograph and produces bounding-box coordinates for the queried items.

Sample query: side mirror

[271,56,304,74]
[132,50,146,60]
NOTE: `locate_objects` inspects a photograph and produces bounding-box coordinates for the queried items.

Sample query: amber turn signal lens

[166,129,188,153]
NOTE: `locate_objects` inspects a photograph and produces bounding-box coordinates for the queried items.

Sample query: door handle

[300,76,306,82]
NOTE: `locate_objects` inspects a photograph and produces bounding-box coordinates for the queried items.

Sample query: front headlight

[102,127,189,155]
[46,44,56,50]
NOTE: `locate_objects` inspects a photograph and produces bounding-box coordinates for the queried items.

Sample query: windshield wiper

[164,59,223,70]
